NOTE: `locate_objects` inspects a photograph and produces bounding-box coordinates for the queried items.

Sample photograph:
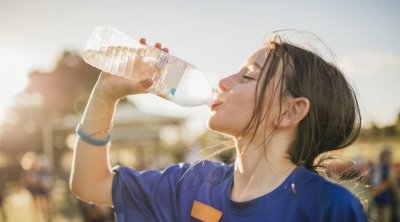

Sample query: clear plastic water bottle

[83,25,217,107]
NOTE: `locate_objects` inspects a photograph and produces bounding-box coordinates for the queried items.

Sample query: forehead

[243,47,286,82]
[245,47,270,68]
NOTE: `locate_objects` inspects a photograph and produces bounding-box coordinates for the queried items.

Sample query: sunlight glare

[0,49,30,122]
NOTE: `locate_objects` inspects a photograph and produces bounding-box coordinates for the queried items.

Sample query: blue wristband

[76,123,111,146]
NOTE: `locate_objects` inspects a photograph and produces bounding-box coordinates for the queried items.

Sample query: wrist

[82,85,118,123]
[76,123,111,146]
[92,81,121,105]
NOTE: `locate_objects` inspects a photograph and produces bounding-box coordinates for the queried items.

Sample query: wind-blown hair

[239,37,361,172]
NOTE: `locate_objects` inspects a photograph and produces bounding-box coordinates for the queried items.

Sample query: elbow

[68,173,114,206]
[69,178,95,203]
[69,173,92,201]
[69,177,84,199]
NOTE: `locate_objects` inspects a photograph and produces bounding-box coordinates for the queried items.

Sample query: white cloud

[339,51,400,77]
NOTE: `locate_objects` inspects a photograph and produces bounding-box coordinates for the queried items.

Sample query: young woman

[70,35,368,221]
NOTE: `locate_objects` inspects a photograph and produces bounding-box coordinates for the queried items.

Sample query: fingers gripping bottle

[83,25,217,107]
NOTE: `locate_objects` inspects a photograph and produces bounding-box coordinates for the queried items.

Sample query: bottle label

[152,56,187,99]
[162,60,186,97]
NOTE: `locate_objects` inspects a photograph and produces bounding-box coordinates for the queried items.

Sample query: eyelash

[241,67,259,81]
[242,75,256,80]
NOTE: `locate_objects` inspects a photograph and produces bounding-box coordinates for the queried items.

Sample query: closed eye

[242,75,256,80]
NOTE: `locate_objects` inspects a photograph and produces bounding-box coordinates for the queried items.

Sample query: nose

[218,76,234,92]
[218,79,227,92]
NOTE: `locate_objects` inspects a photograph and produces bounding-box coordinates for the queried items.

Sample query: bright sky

[1,0,399,130]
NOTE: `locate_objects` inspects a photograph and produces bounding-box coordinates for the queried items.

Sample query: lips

[210,100,223,110]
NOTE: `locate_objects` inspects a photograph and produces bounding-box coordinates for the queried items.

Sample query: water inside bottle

[83,45,147,80]
[83,45,216,107]
[171,67,216,106]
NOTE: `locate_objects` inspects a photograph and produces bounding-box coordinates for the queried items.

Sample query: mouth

[210,100,223,110]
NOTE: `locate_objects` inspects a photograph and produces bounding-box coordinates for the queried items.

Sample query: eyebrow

[246,61,263,72]
[252,62,262,70]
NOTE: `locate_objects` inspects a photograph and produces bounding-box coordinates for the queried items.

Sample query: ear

[278,97,310,128]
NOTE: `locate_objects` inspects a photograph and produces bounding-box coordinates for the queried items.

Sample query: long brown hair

[239,40,361,173]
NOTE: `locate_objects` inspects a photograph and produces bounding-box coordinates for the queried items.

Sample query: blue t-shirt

[112,161,367,222]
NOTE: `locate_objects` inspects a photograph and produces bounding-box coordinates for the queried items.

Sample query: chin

[206,116,238,136]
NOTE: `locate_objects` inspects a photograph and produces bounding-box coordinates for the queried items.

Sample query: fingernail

[139,38,147,44]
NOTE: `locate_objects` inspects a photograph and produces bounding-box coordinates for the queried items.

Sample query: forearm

[69,50,156,204]
[70,83,118,205]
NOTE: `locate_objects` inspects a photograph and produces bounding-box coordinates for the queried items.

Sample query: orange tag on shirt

[190,200,223,222]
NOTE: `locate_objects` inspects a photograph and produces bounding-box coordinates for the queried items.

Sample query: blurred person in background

[70,32,367,221]
[370,147,399,222]
[78,201,114,222]
[23,153,53,222]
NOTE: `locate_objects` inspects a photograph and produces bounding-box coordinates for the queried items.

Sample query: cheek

[207,92,256,135]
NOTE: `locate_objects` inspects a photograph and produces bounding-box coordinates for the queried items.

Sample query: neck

[230,133,297,202]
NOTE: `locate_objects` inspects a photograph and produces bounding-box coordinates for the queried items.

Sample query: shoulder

[113,160,232,185]
[304,172,362,204]
[299,171,367,221]
[177,160,233,186]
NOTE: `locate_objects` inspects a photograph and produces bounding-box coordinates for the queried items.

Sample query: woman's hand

[92,38,169,102]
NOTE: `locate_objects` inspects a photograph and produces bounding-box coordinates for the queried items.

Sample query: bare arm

[69,76,119,206]
[70,60,158,207]
[70,72,154,206]
[69,40,168,206]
